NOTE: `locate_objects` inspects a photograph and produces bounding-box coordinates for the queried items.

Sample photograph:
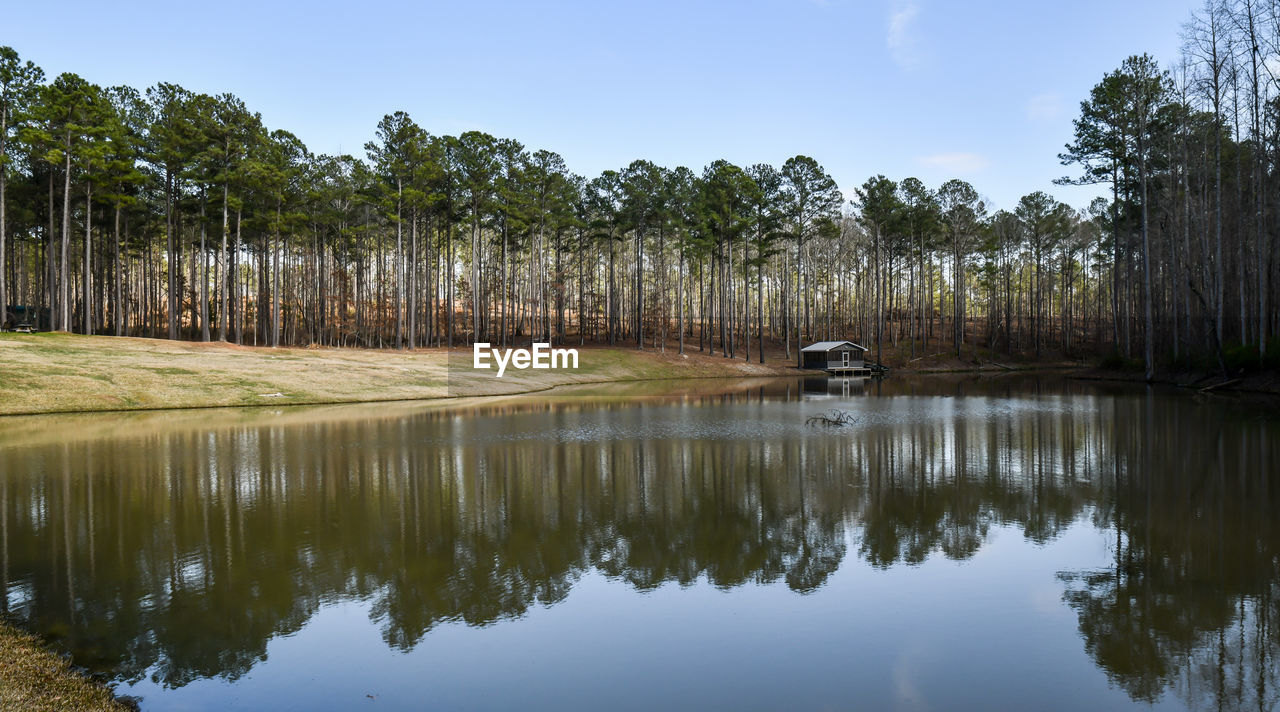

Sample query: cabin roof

[800,340,867,353]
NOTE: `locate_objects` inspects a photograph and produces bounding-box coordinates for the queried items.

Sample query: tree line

[1,0,1279,374]
[1057,0,1280,377]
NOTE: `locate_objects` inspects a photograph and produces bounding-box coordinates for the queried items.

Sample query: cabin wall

[802,345,869,370]
[802,352,827,369]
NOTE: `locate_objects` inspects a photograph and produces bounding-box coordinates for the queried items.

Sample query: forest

[1,0,1278,376]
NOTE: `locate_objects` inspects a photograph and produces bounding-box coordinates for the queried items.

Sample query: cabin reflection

[802,375,870,397]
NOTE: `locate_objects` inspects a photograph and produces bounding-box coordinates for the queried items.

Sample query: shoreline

[3,333,1275,418]
[0,333,794,417]
[0,371,782,419]
[1066,367,1280,396]
[0,620,132,712]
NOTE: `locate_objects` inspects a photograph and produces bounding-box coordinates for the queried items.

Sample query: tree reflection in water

[1057,391,1280,710]
[0,378,1275,709]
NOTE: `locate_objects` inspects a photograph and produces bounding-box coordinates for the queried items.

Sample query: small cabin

[801,340,869,374]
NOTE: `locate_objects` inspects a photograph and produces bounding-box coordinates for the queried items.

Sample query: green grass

[147,367,198,376]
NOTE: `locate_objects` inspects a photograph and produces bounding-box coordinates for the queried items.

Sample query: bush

[1098,351,1143,371]
[1222,342,1261,373]
[1267,338,1280,370]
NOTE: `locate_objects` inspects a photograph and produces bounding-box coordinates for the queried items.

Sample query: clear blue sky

[8,0,1199,210]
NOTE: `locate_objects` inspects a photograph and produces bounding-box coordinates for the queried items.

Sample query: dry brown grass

[0,333,791,415]
[0,622,129,712]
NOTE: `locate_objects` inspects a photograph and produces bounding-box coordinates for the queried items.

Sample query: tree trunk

[60,140,71,332]
[82,183,91,335]
[218,181,229,341]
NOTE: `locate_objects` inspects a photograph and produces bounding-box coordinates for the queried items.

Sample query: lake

[1,375,1277,711]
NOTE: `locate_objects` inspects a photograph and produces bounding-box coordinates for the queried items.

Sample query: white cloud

[892,650,928,711]
[1026,92,1063,121]
[916,152,990,173]
[887,0,920,68]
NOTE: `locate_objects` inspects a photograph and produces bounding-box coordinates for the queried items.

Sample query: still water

[0,375,1277,711]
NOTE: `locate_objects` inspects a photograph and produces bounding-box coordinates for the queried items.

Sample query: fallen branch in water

[806,409,857,427]
[1199,378,1241,393]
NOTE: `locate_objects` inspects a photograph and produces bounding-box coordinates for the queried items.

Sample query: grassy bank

[0,621,129,712]
[0,333,790,415]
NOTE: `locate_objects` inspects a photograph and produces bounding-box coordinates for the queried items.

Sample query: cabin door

[841,351,849,368]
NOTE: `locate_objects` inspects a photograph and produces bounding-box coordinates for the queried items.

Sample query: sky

[7,0,1201,211]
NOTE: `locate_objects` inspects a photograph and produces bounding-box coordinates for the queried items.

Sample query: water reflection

[0,377,1276,710]
[1058,393,1279,709]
